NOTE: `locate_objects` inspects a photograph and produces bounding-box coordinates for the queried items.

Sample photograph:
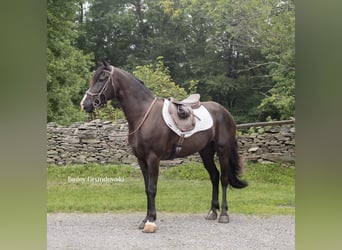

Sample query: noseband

[86,66,116,108]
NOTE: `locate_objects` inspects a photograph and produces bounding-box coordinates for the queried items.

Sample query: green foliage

[95,102,125,122]
[47,0,94,124]
[257,1,295,119]
[47,0,295,124]
[133,57,189,99]
[80,0,138,66]
[155,0,295,122]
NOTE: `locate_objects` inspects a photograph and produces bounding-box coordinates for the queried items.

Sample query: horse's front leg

[138,159,149,229]
[137,156,160,232]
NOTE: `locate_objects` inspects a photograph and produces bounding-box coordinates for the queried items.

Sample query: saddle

[168,94,201,132]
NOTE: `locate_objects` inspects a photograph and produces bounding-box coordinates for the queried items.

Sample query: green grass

[47,162,295,216]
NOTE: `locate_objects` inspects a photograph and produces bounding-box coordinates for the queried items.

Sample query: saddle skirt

[162,98,214,138]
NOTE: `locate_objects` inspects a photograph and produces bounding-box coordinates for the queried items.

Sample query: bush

[133,57,189,99]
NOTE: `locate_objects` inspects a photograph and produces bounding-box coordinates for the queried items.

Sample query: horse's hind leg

[217,153,230,223]
[199,143,220,220]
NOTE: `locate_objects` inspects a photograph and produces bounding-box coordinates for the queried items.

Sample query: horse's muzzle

[80,94,94,113]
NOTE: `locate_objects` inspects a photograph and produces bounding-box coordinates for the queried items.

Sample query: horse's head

[80,60,116,113]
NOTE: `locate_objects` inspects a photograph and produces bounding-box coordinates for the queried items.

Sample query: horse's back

[201,101,235,124]
[201,101,237,144]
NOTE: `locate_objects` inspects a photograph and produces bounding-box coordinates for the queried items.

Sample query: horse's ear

[101,58,110,69]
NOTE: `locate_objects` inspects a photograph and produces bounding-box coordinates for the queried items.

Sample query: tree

[81,0,139,67]
[157,0,276,122]
[133,57,188,99]
[47,0,94,124]
[257,0,295,119]
[75,0,295,123]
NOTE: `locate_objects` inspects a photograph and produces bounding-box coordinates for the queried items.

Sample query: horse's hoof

[138,221,146,230]
[218,214,229,223]
[142,221,157,233]
[205,210,217,220]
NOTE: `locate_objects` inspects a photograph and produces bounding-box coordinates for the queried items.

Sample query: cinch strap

[175,134,185,153]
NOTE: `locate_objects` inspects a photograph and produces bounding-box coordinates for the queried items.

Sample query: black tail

[228,139,248,189]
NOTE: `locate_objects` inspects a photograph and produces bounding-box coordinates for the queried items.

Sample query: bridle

[85,65,158,140]
[86,66,116,108]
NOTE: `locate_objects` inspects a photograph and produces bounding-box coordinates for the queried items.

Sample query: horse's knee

[148,184,157,196]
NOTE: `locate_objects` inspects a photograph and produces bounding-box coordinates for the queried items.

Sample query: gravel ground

[48,213,294,250]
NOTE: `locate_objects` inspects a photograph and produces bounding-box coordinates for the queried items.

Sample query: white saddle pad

[162,99,213,138]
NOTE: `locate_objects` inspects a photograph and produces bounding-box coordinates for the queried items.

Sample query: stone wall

[47,120,295,166]
[238,125,295,165]
[47,120,135,166]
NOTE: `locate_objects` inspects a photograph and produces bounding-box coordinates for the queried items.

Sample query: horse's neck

[115,70,155,131]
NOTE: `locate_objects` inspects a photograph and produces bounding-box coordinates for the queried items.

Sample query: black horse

[80,61,247,232]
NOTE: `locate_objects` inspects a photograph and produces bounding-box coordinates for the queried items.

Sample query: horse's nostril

[93,98,101,108]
